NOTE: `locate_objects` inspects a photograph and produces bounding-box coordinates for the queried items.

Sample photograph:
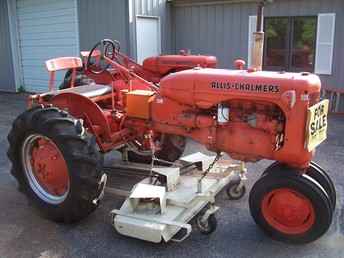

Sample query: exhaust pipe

[250,0,273,71]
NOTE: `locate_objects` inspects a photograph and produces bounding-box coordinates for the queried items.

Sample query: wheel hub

[22,134,70,204]
[262,188,315,234]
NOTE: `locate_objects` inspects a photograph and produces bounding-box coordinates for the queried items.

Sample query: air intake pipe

[250,0,273,71]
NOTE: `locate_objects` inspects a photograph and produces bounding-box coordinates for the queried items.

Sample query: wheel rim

[229,185,242,198]
[261,188,315,235]
[197,216,210,231]
[21,134,70,204]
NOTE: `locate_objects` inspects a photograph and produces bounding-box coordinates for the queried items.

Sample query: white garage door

[16,0,79,92]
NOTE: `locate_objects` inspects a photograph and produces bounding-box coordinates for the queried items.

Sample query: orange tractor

[7,2,334,245]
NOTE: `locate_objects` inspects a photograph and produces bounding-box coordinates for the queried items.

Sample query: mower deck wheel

[196,214,218,235]
[226,181,246,200]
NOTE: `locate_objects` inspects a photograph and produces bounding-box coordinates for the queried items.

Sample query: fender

[50,92,112,143]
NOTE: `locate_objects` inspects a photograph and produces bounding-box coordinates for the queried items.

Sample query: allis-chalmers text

[211,81,280,93]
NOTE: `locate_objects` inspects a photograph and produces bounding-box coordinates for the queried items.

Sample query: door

[136,16,161,64]
[16,0,79,92]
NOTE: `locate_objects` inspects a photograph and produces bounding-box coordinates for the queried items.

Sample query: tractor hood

[159,68,321,108]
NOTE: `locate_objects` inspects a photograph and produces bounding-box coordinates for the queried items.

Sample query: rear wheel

[249,170,333,244]
[125,134,186,164]
[21,134,70,204]
[7,106,104,223]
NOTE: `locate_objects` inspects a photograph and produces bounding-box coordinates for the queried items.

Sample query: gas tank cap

[234,59,246,70]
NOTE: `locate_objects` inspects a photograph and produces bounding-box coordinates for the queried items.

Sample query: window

[263,16,317,72]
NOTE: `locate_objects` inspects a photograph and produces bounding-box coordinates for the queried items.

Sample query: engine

[215,100,285,162]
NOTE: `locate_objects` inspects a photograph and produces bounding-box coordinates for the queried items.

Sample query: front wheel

[262,161,336,211]
[7,106,104,223]
[307,162,336,211]
[249,171,333,244]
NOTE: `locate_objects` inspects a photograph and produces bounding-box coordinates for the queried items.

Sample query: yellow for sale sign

[305,99,329,151]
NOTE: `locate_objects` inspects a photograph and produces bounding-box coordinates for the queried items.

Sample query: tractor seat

[41,84,112,101]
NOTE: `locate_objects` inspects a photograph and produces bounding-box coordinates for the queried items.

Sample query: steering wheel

[86,39,121,74]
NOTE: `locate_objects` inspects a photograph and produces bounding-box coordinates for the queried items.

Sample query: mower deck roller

[110,152,246,243]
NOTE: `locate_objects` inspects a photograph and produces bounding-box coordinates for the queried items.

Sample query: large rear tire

[7,106,104,223]
[250,169,333,244]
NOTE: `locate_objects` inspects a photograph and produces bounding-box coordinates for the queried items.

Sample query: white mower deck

[107,152,247,243]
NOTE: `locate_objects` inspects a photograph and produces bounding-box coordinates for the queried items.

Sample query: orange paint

[30,137,69,197]
[261,188,315,235]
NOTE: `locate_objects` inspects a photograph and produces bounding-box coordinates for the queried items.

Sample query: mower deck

[107,153,246,243]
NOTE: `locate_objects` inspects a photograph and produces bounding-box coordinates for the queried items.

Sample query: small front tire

[307,162,336,211]
[262,161,336,211]
[249,170,333,244]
